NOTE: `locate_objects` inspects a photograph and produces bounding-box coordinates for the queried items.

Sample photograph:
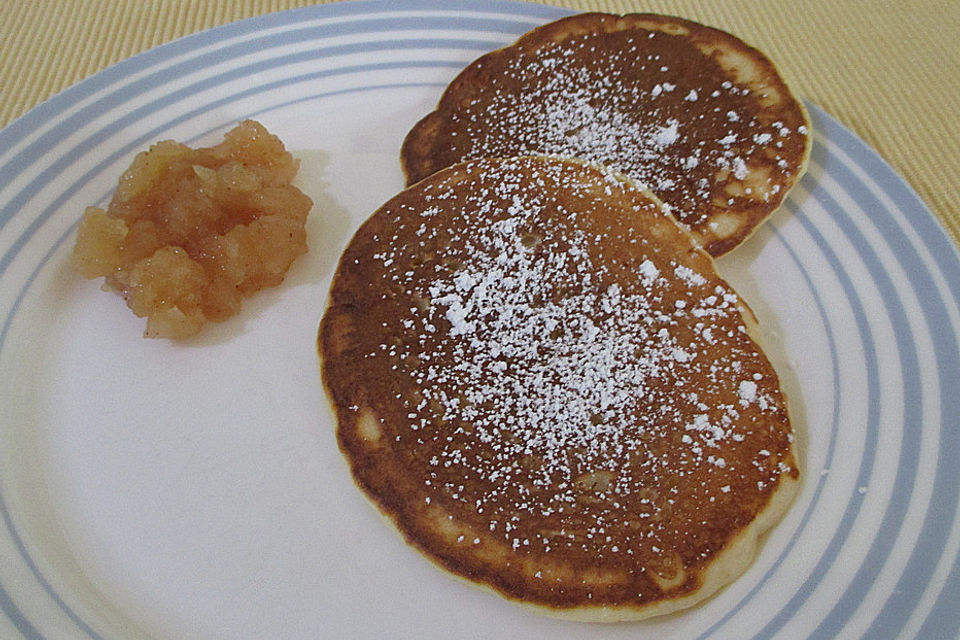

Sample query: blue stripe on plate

[0,3,575,225]
[0,56,469,279]
[751,159,883,638]
[0,498,104,640]
[0,586,41,640]
[919,535,960,637]
[0,33,505,234]
[0,0,570,156]
[699,204,845,639]
[815,114,960,638]
[1,2,959,638]
[803,131,919,639]
[0,6,566,636]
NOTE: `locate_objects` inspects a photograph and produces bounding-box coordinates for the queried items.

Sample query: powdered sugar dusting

[412,20,811,255]
[347,158,797,559]
[419,218,666,478]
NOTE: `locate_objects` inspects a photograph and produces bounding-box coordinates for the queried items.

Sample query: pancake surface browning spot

[320,156,799,620]
[401,12,811,256]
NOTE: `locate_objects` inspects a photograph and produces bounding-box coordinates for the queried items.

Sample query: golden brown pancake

[319,156,799,620]
[401,13,811,256]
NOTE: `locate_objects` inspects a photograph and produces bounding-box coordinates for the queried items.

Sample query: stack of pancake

[320,12,809,621]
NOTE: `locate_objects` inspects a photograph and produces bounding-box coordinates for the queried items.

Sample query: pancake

[401,12,811,257]
[319,156,799,620]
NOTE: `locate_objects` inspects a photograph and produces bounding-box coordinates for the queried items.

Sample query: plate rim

[1,2,958,638]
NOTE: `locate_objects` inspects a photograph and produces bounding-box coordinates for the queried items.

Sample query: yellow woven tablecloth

[2,0,958,250]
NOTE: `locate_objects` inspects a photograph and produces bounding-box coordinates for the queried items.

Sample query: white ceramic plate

[2,1,959,638]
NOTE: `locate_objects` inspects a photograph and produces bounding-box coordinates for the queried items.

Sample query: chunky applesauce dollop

[72,120,313,339]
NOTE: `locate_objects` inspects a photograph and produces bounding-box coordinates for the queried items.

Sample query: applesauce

[72,120,313,338]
